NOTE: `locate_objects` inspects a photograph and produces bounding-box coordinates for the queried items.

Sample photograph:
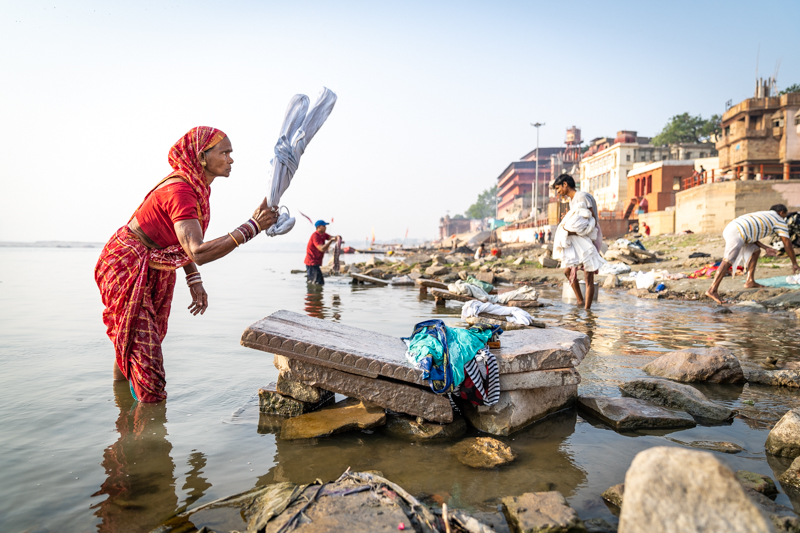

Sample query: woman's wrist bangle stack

[231,218,261,247]
[185,272,202,286]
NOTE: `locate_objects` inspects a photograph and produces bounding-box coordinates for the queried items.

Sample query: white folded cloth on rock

[461,300,534,325]
[448,281,539,305]
[265,87,337,237]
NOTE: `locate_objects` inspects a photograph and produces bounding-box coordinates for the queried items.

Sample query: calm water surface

[2,247,800,532]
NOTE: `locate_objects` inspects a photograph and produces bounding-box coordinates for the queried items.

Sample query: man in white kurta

[552,174,605,310]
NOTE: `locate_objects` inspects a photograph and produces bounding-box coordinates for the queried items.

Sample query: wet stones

[736,471,778,498]
[642,346,746,384]
[747,369,800,388]
[601,483,625,508]
[619,378,735,421]
[577,396,696,430]
[502,492,586,533]
[677,440,745,454]
[462,385,578,436]
[425,264,449,276]
[779,457,800,490]
[276,371,327,403]
[618,447,774,533]
[258,383,334,418]
[766,409,800,458]
[451,437,516,468]
[383,414,466,440]
[602,274,619,289]
[280,398,386,440]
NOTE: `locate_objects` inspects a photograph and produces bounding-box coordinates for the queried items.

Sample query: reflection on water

[4,249,800,531]
[92,382,179,533]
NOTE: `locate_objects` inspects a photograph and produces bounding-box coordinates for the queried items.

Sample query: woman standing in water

[95,126,277,402]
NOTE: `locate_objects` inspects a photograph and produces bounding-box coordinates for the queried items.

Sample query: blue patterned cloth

[403,319,500,393]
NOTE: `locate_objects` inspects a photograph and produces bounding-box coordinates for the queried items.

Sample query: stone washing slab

[578,396,696,430]
[498,368,580,391]
[461,385,578,436]
[241,310,590,385]
[274,355,453,424]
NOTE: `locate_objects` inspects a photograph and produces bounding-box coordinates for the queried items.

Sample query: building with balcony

[716,91,800,180]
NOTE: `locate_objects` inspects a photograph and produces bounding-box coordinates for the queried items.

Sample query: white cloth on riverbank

[553,191,605,272]
[265,87,337,236]
[599,262,631,276]
[461,300,535,325]
[448,281,539,304]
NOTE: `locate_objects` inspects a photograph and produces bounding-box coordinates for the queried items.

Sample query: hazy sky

[2,0,799,244]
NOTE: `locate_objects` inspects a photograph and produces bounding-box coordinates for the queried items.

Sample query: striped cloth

[732,211,789,243]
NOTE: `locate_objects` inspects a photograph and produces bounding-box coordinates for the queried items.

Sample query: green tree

[651,113,720,145]
[780,84,800,95]
[465,186,498,219]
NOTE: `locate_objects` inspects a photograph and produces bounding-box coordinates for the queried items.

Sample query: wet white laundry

[461,300,535,325]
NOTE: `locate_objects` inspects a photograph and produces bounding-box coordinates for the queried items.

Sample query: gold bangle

[252,218,262,233]
[228,232,240,247]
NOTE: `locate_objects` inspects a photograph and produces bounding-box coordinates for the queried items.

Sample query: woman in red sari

[95,126,278,402]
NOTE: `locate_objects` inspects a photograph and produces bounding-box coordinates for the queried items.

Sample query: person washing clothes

[551,174,605,310]
[705,204,800,305]
[474,243,486,260]
[304,220,340,285]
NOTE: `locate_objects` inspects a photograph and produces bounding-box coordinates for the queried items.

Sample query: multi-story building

[496,147,561,220]
[716,90,800,180]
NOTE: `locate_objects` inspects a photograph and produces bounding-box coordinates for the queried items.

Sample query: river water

[3,246,800,532]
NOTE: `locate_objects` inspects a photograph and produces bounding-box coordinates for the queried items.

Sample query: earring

[200,160,207,167]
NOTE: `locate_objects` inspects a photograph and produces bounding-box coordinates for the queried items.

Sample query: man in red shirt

[305,220,338,285]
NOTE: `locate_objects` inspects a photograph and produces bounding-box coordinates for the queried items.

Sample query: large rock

[383,414,466,440]
[747,369,800,388]
[258,384,334,417]
[274,355,453,424]
[619,378,735,421]
[502,492,586,533]
[603,275,619,288]
[462,385,578,436]
[276,371,327,403]
[642,347,746,383]
[766,409,800,458]
[677,440,745,454]
[451,437,517,468]
[618,447,774,533]
[475,271,496,284]
[425,265,449,276]
[578,396,696,430]
[539,255,560,268]
[737,471,779,498]
[280,398,386,440]
[499,368,581,391]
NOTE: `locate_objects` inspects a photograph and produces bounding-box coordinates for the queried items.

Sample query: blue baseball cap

[314,220,330,227]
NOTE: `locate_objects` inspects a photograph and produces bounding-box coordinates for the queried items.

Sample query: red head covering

[165,126,226,233]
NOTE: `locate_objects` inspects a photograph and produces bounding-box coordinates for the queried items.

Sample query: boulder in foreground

[502,491,586,533]
[620,378,735,421]
[765,409,800,458]
[642,347,745,383]
[280,398,386,440]
[618,446,773,533]
[578,396,696,430]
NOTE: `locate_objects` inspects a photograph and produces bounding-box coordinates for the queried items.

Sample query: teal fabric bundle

[466,275,494,294]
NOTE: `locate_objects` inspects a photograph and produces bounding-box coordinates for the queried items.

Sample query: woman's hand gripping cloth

[265,87,337,237]
[461,300,534,325]
[402,319,500,393]
[553,194,606,272]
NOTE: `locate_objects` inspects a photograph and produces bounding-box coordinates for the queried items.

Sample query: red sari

[95,127,225,402]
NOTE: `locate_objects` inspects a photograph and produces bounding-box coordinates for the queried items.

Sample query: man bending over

[705,204,800,304]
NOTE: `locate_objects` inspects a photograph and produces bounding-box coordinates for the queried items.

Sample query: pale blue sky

[1,0,798,244]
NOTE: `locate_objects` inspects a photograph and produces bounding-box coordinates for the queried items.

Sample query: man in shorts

[705,204,800,304]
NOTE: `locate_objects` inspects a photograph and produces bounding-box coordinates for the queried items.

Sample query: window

[635,178,640,197]
[796,114,800,126]
[685,152,692,160]
[647,175,652,194]
[700,152,706,158]
[725,126,731,135]
[626,154,631,162]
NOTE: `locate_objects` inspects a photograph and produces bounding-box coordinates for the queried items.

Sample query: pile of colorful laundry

[687,262,744,279]
[403,320,500,408]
